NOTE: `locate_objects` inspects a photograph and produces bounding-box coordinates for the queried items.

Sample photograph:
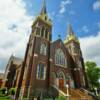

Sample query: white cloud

[0,69,4,73]
[81,25,89,33]
[93,0,100,10]
[0,0,34,72]
[77,25,89,33]
[59,0,72,14]
[48,12,55,20]
[80,31,100,66]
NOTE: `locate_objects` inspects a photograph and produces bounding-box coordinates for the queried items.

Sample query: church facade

[2,55,23,89]
[15,0,88,99]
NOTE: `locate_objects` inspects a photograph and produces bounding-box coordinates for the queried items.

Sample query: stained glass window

[55,49,67,67]
[37,63,46,80]
[40,43,47,55]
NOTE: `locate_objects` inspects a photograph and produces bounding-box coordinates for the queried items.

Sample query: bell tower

[64,24,87,88]
[24,0,52,99]
[31,0,52,41]
[64,24,81,60]
[15,0,52,100]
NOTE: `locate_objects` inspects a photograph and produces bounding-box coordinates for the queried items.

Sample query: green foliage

[8,88,16,95]
[0,87,7,94]
[45,96,66,100]
[85,61,100,89]
[57,96,66,100]
[0,97,11,100]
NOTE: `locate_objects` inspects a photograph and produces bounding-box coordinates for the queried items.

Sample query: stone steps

[59,87,94,100]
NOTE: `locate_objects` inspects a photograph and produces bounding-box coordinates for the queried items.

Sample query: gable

[50,39,76,69]
[51,39,69,66]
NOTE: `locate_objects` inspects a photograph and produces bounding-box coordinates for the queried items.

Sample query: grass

[0,96,11,100]
[0,96,28,100]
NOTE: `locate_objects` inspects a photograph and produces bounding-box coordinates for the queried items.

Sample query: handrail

[80,88,99,100]
[50,85,94,100]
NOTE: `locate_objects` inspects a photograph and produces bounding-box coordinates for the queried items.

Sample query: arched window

[45,28,48,39]
[36,63,46,80]
[36,27,40,36]
[77,60,82,68]
[40,43,47,55]
[45,16,47,21]
[55,49,67,67]
[41,27,45,37]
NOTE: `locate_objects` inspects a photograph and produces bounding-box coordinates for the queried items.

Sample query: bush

[9,88,16,95]
[0,87,7,94]
[58,96,66,100]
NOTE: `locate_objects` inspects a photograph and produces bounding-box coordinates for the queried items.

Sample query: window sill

[36,78,45,81]
[55,64,67,68]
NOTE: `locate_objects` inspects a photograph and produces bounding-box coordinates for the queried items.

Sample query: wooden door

[59,79,64,89]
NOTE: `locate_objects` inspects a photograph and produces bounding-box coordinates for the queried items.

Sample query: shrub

[58,96,66,100]
[9,88,16,95]
[0,87,7,94]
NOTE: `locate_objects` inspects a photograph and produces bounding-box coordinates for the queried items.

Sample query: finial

[58,33,61,39]
[40,0,47,15]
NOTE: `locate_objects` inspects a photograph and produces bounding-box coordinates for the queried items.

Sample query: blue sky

[24,0,100,40]
[0,0,100,73]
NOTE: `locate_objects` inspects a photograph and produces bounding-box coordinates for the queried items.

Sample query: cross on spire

[40,0,47,15]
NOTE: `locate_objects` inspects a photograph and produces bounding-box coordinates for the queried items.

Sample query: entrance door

[59,79,64,89]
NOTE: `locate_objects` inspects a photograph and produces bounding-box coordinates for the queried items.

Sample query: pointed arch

[45,28,48,39]
[40,43,47,55]
[55,49,67,67]
[57,71,66,86]
[36,63,46,80]
[41,27,45,37]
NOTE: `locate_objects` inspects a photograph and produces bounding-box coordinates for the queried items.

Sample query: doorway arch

[57,71,66,88]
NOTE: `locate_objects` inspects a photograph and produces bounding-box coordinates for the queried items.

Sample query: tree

[85,61,100,90]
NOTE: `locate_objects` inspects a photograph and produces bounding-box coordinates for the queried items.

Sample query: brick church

[4,0,89,99]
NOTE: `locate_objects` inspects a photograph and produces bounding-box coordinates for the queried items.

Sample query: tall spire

[64,23,80,44]
[40,0,47,15]
[67,23,74,35]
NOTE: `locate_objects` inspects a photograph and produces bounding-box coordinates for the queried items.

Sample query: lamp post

[66,84,69,96]
[66,84,70,100]
[94,87,98,96]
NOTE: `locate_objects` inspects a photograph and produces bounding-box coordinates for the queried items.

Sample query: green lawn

[0,96,27,100]
[0,96,11,100]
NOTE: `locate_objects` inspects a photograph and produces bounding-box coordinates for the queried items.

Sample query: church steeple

[40,0,47,15]
[31,0,52,41]
[64,23,79,44]
[67,23,74,36]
